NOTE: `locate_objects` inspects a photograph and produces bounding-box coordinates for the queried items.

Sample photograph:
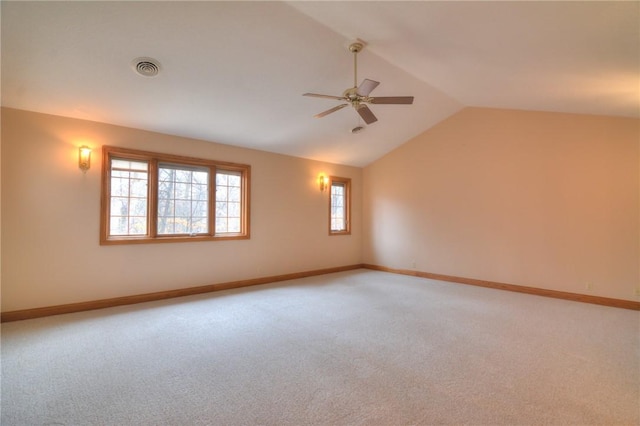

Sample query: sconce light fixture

[78,146,92,173]
[318,173,329,192]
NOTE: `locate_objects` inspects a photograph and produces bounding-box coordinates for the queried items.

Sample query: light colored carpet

[2,269,638,425]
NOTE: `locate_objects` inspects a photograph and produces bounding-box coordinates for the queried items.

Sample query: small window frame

[100,146,250,245]
[328,176,351,236]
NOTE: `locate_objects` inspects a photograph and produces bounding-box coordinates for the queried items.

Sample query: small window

[101,146,250,244]
[215,170,243,233]
[329,176,351,235]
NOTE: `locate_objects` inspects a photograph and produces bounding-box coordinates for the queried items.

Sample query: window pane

[175,169,192,183]
[130,178,147,197]
[229,187,241,202]
[112,159,148,171]
[193,184,208,201]
[109,159,149,237]
[216,186,228,201]
[192,201,208,218]
[228,202,240,218]
[193,171,208,185]
[216,201,228,217]
[174,200,191,216]
[160,218,175,235]
[216,173,228,186]
[174,219,188,234]
[175,183,190,200]
[215,218,228,233]
[111,197,129,215]
[128,217,147,235]
[157,164,209,235]
[191,218,208,233]
[111,177,130,196]
[215,170,242,234]
[228,218,241,233]
[110,218,128,236]
[130,198,148,216]
[158,200,174,216]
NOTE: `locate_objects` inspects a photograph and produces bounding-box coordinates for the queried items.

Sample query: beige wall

[3,106,638,311]
[1,108,362,311]
[363,108,639,301]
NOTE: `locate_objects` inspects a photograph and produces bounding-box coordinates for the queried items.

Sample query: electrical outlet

[411,260,416,269]
[585,282,593,291]
[635,288,640,297]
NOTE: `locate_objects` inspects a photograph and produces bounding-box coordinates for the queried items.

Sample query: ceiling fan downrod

[349,42,364,89]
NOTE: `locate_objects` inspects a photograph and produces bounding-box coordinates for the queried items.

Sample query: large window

[101,146,250,244]
[329,176,351,235]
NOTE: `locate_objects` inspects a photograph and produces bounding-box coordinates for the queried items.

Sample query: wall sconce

[318,173,329,192]
[78,146,92,173]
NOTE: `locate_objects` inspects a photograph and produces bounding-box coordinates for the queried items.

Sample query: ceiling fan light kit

[303,41,414,126]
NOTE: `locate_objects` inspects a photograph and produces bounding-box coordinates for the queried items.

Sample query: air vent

[132,57,160,77]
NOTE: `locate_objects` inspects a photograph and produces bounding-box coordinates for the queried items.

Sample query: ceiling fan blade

[314,104,349,118]
[357,105,378,124]
[357,79,380,96]
[303,93,345,101]
[370,96,414,104]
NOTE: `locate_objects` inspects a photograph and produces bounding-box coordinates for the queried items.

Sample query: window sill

[100,234,250,245]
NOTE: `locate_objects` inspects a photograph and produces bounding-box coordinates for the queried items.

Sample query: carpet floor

[2,269,638,425]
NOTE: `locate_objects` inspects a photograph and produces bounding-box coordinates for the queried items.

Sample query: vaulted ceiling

[2,1,638,166]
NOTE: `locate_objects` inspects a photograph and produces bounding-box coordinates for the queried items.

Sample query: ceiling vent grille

[132,58,160,77]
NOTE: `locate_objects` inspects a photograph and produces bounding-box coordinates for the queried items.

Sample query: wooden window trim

[328,176,351,236]
[100,146,250,245]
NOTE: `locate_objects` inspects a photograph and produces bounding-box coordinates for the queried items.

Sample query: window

[101,146,250,244]
[109,159,149,236]
[329,176,351,235]
[215,171,243,234]
[157,164,210,235]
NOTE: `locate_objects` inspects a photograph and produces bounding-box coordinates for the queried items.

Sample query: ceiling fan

[303,41,414,125]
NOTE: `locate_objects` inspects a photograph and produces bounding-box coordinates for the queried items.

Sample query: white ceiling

[2,1,638,167]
